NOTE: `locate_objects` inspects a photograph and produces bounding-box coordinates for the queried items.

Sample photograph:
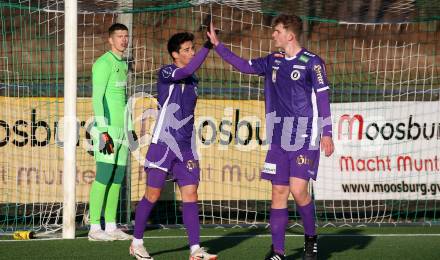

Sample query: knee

[271,186,289,208]
[144,187,161,203]
[291,189,310,206]
[113,165,126,184]
[181,189,198,202]
[95,162,115,185]
[272,186,289,199]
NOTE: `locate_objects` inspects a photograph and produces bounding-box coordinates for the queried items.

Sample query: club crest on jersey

[161,66,173,78]
[186,160,199,172]
[290,69,301,80]
[272,66,279,83]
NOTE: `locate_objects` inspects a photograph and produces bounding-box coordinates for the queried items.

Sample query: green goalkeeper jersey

[92,51,132,131]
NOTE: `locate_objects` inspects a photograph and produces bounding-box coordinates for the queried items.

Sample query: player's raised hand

[203,23,214,49]
[321,136,334,157]
[207,22,219,47]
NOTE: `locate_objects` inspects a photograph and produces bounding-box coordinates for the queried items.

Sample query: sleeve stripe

[310,89,319,146]
[152,84,175,144]
[317,86,330,92]
[172,68,179,77]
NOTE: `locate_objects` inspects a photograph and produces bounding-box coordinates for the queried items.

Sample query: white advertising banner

[314,101,440,200]
[1,97,438,202]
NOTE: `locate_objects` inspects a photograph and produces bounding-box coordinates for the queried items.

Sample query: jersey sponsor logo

[114,81,127,88]
[262,162,276,174]
[304,51,316,57]
[161,66,173,78]
[293,64,306,70]
[290,69,301,80]
[299,55,310,63]
[313,64,325,85]
[274,59,282,65]
[296,155,314,166]
[272,66,279,83]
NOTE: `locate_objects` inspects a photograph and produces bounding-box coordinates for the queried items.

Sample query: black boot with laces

[264,245,286,260]
[302,235,317,260]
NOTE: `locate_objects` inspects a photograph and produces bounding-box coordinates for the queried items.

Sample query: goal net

[0,0,439,234]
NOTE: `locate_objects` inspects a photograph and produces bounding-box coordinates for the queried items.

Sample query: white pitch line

[2,233,440,242]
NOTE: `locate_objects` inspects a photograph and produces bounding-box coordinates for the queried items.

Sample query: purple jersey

[250,49,331,146]
[215,44,332,149]
[151,47,209,148]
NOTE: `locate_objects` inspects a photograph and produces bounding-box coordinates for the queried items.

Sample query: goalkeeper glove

[99,132,114,154]
[127,130,139,151]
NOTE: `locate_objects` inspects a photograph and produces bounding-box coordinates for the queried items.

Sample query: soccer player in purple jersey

[129,32,217,260]
[207,14,334,260]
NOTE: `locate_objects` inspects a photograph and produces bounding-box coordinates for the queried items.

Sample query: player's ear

[288,31,295,42]
[171,51,179,60]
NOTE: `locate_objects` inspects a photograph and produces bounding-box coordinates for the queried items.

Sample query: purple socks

[133,197,155,239]
[297,201,316,236]
[270,208,289,254]
[182,202,200,247]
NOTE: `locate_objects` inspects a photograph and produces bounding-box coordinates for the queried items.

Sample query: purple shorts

[144,143,199,188]
[260,144,320,185]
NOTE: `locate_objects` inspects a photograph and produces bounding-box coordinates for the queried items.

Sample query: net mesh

[0,0,439,233]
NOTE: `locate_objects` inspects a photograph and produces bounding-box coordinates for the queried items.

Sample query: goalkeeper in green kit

[88,23,137,241]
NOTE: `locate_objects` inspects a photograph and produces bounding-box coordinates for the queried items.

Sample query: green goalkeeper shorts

[92,126,129,166]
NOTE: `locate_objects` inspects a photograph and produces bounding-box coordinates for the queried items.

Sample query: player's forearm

[92,87,108,132]
[173,47,210,80]
[92,61,111,132]
[126,107,134,131]
[317,90,332,137]
[215,43,256,74]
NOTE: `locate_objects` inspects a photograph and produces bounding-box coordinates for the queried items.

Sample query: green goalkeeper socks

[104,183,121,223]
[89,181,107,225]
[89,163,126,225]
[104,165,126,222]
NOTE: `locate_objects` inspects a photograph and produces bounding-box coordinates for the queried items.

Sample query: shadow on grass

[151,228,273,257]
[76,226,373,259]
[287,228,373,260]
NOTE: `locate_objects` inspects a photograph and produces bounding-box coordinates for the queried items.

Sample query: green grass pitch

[1,226,440,259]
